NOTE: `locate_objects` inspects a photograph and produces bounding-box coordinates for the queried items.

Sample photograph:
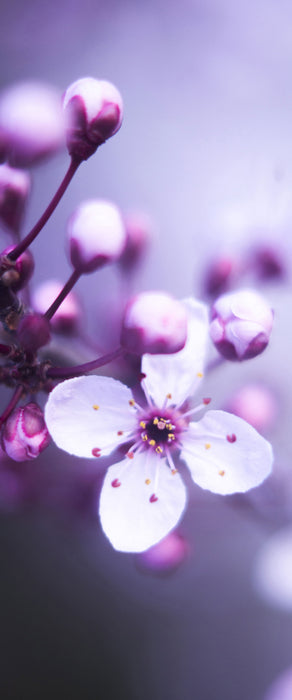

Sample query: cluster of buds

[0,75,276,559]
[0,76,192,464]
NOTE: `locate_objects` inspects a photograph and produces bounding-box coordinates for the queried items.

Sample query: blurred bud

[0,82,64,167]
[68,199,126,273]
[118,211,153,273]
[32,279,81,334]
[0,163,31,232]
[227,383,278,432]
[250,245,286,281]
[17,312,51,351]
[264,668,292,700]
[63,77,123,160]
[136,532,188,574]
[1,402,50,462]
[210,289,273,361]
[202,255,235,298]
[1,246,34,291]
[121,291,188,355]
[254,527,292,611]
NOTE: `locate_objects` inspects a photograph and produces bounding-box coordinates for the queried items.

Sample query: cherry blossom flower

[45,298,273,553]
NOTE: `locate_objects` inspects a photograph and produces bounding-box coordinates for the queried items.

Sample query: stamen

[181,400,212,419]
[145,478,151,485]
[111,478,121,487]
[226,433,237,443]
[92,404,99,410]
[218,470,225,476]
[156,446,163,454]
[149,494,158,503]
[149,439,156,447]
[165,448,178,474]
[205,443,211,450]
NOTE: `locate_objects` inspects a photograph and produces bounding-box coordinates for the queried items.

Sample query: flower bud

[121,291,188,355]
[1,402,50,462]
[32,279,81,334]
[0,163,31,232]
[0,82,64,167]
[1,246,34,291]
[68,199,126,273]
[250,244,286,281]
[210,289,273,361]
[202,255,235,298]
[118,211,152,273]
[136,532,188,574]
[17,313,51,352]
[227,383,278,432]
[63,77,123,160]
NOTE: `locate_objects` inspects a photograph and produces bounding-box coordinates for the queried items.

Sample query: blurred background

[1,0,292,698]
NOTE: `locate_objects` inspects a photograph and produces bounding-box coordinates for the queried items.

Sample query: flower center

[138,409,182,454]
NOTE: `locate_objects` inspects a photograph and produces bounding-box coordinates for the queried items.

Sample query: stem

[8,158,81,261]
[44,269,80,321]
[0,385,23,426]
[46,347,124,379]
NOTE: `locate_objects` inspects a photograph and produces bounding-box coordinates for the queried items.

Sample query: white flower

[45,298,273,553]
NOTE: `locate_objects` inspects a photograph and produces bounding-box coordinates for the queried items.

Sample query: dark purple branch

[46,347,123,379]
[44,269,80,321]
[8,157,81,262]
[0,385,23,426]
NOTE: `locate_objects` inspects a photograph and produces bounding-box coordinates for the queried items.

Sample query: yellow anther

[166,393,172,399]
[149,439,156,447]
[139,421,146,429]
[205,443,211,450]
[197,372,203,378]
[218,470,225,476]
[171,469,178,475]
[129,399,135,406]
[145,479,151,485]
[127,451,135,459]
[156,446,163,454]
[153,417,159,425]
[142,434,148,441]
[168,433,175,440]
[165,424,172,430]
[92,405,99,410]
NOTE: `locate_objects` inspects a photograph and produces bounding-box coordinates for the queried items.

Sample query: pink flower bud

[202,255,235,298]
[1,402,50,462]
[227,383,278,432]
[250,244,286,281]
[1,246,34,291]
[0,82,64,167]
[121,291,188,355]
[68,199,126,273]
[118,211,153,273]
[210,289,273,361]
[0,163,31,232]
[136,532,188,574]
[32,279,81,334]
[17,313,51,351]
[63,77,123,160]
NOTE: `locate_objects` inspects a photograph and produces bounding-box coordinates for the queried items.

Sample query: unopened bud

[210,289,273,361]
[227,383,278,432]
[118,211,152,273]
[1,402,50,462]
[0,163,31,232]
[17,313,51,351]
[136,532,188,574]
[63,77,123,160]
[0,82,64,167]
[1,246,34,291]
[68,199,126,273]
[32,279,81,334]
[202,255,235,297]
[121,291,188,355]
[251,244,286,281]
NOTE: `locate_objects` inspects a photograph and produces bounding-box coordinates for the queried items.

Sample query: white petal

[99,451,187,552]
[254,527,292,611]
[141,298,209,408]
[45,375,136,458]
[180,409,273,495]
